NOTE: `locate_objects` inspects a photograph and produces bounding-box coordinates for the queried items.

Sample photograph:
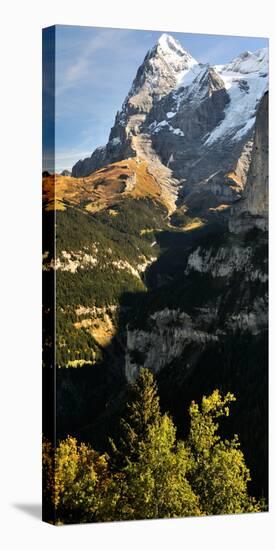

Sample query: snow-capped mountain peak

[72,37,268,216]
[153,33,198,84]
[221,47,268,75]
[119,34,198,116]
[156,33,191,58]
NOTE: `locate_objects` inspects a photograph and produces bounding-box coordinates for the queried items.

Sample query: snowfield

[205,48,268,145]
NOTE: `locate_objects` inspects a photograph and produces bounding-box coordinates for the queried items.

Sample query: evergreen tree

[109,368,161,468]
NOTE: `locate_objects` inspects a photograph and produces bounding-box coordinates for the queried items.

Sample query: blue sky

[46,25,268,172]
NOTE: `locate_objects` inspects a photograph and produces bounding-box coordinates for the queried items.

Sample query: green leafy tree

[187,390,262,515]
[112,414,201,520]
[43,436,109,524]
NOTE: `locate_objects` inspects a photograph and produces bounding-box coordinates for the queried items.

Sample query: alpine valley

[43,34,268,501]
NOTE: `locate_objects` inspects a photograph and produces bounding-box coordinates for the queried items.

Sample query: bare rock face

[233,139,254,185]
[72,146,107,178]
[125,308,218,383]
[229,92,268,233]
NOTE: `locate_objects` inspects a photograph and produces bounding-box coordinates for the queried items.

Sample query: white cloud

[56,149,92,162]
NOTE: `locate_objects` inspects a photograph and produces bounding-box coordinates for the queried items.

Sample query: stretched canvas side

[42,26,57,525]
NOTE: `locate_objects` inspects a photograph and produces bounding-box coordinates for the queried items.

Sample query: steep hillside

[43,157,176,214]
[43,185,169,369]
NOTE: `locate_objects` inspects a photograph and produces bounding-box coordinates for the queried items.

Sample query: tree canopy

[43,368,264,524]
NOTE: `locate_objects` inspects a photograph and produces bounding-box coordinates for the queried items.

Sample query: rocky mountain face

[72,34,197,174]
[123,89,268,388]
[72,34,268,217]
[229,91,268,232]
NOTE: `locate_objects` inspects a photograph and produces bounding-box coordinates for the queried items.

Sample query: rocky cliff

[229,91,268,232]
[125,230,268,383]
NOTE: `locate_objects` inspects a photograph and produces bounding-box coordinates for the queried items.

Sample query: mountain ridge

[71,34,268,221]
